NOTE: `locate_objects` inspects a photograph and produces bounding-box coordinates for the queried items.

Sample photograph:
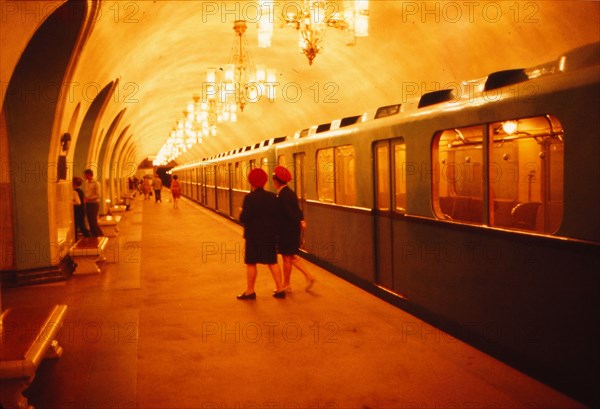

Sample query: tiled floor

[1,194,586,409]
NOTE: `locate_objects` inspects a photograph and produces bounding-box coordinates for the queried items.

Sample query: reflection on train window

[261,157,270,177]
[434,125,484,224]
[317,148,335,203]
[294,153,306,202]
[488,115,563,233]
[394,141,407,212]
[233,162,242,190]
[375,143,390,211]
[317,145,356,205]
[433,115,564,234]
[206,166,216,188]
[218,164,229,188]
[240,161,249,191]
[374,138,406,212]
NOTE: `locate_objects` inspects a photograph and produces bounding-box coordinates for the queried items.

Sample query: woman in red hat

[237,168,286,299]
[272,166,316,292]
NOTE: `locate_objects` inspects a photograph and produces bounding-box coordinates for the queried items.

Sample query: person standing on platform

[152,174,163,203]
[142,175,152,200]
[237,168,286,300]
[170,174,181,209]
[83,169,104,237]
[272,166,315,292]
[72,176,90,238]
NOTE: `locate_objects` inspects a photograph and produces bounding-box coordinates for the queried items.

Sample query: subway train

[172,43,600,405]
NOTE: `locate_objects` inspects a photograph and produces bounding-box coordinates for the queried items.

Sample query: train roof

[172,42,599,171]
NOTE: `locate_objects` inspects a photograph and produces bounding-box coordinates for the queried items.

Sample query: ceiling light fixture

[214,19,276,112]
[259,0,369,65]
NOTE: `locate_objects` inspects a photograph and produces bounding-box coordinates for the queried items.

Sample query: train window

[241,161,250,191]
[433,115,564,234]
[206,166,215,188]
[218,164,229,188]
[433,125,484,223]
[261,157,270,176]
[317,145,356,205]
[316,148,335,203]
[374,138,406,213]
[233,162,242,190]
[393,140,407,212]
[294,153,306,203]
[336,145,356,205]
[488,115,563,233]
[375,143,391,211]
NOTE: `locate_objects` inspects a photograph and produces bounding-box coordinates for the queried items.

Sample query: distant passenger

[152,174,163,203]
[171,174,181,209]
[83,169,104,237]
[237,168,285,300]
[72,177,90,238]
[272,166,315,292]
[142,176,152,200]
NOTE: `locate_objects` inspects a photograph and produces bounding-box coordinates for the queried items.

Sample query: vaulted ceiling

[2,0,599,167]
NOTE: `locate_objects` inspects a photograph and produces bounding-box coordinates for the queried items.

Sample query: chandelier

[153,94,220,166]
[153,126,186,166]
[203,69,238,124]
[258,0,369,65]
[203,20,276,113]
[154,19,278,166]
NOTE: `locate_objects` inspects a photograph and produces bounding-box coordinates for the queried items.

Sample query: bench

[511,201,541,231]
[0,304,68,409]
[69,236,108,274]
[109,204,127,215]
[98,215,121,237]
[438,196,483,223]
[121,193,135,209]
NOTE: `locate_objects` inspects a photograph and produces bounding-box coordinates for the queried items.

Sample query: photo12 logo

[400,2,540,24]
[199,2,342,24]
[200,81,341,105]
[201,321,339,344]
[1,1,63,24]
[1,81,140,105]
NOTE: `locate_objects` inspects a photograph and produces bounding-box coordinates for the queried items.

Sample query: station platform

[1,194,586,408]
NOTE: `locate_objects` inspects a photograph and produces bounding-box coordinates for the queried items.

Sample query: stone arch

[1,0,98,278]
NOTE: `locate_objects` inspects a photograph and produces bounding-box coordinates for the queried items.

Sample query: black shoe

[237,292,256,300]
[273,290,286,299]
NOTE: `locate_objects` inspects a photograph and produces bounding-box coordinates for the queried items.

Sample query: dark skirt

[278,225,301,255]
[245,240,277,264]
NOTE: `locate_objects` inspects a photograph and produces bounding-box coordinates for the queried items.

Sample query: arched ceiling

[2,0,599,167]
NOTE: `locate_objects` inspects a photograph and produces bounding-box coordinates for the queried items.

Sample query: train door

[373,138,406,294]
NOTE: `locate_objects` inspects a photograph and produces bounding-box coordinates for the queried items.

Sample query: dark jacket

[278,186,302,232]
[240,188,280,243]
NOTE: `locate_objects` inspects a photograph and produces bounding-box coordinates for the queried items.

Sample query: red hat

[273,166,292,183]
[248,168,268,188]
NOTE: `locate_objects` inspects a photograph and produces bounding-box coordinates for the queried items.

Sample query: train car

[174,137,286,219]
[173,42,600,405]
